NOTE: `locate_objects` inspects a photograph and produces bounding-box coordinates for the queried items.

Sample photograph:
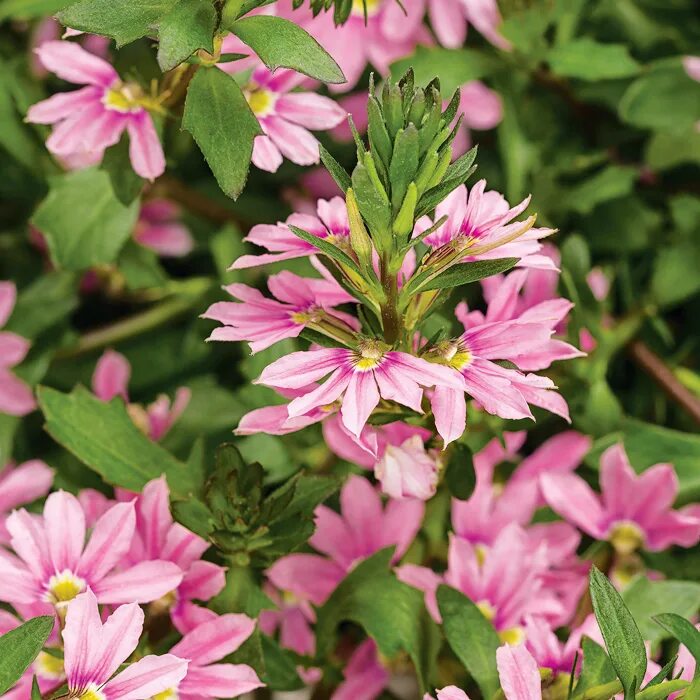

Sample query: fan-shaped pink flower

[256,342,464,439]
[26,41,165,179]
[134,199,193,257]
[0,490,182,608]
[414,181,556,270]
[541,443,700,553]
[203,270,355,353]
[278,0,431,93]
[92,349,190,441]
[0,459,53,545]
[0,281,36,416]
[62,590,188,699]
[120,477,226,634]
[232,196,350,269]
[267,475,424,607]
[168,613,264,699]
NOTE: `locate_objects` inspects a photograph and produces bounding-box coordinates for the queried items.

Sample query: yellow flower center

[474,543,488,567]
[35,650,64,680]
[352,0,381,16]
[433,340,472,370]
[103,82,144,113]
[353,340,387,371]
[148,590,177,616]
[477,599,496,621]
[499,626,525,646]
[610,521,645,555]
[153,690,179,700]
[246,87,275,117]
[77,686,107,700]
[45,570,86,605]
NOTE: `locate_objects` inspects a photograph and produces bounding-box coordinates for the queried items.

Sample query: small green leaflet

[0,616,54,695]
[653,613,700,671]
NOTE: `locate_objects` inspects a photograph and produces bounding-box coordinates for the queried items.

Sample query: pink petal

[92,351,131,402]
[103,654,188,700]
[178,560,226,603]
[170,614,256,665]
[340,370,380,437]
[257,348,347,389]
[496,644,542,700]
[0,370,37,416]
[161,523,208,570]
[0,332,30,367]
[251,134,284,173]
[126,112,165,180]
[264,114,320,166]
[431,385,467,447]
[340,475,384,558]
[429,0,467,47]
[276,92,346,129]
[266,553,345,606]
[135,221,193,257]
[513,431,591,482]
[7,508,51,580]
[287,366,352,417]
[0,460,53,513]
[382,497,426,559]
[45,99,106,155]
[458,81,503,130]
[309,505,355,570]
[91,602,144,682]
[0,281,17,327]
[540,472,606,539]
[599,443,638,520]
[92,560,183,604]
[26,85,101,124]
[34,41,117,86]
[44,491,86,574]
[63,590,104,690]
[0,550,42,603]
[179,663,263,697]
[436,687,471,700]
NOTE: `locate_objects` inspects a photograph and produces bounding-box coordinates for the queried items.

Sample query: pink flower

[523,615,581,676]
[203,270,355,353]
[92,349,190,441]
[62,590,188,699]
[451,81,503,156]
[425,0,511,49]
[232,195,350,269]
[683,56,700,82]
[256,341,464,438]
[0,460,53,544]
[375,434,440,500]
[428,316,570,447]
[121,477,226,634]
[426,687,471,700]
[168,613,264,698]
[218,43,346,172]
[496,643,542,700]
[266,475,424,606]
[259,583,317,656]
[541,443,700,553]
[134,199,193,257]
[0,490,182,608]
[26,41,165,179]
[414,181,556,270]
[278,0,431,93]
[0,281,36,416]
[332,639,390,700]
[451,431,591,547]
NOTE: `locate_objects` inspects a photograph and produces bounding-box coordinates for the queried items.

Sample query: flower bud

[346,188,374,271]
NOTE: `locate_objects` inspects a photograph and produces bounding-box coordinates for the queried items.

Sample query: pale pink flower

[168,613,264,698]
[375,434,440,500]
[586,267,611,302]
[450,81,504,156]
[256,342,464,438]
[0,460,53,544]
[0,281,36,416]
[92,349,190,441]
[218,40,346,172]
[203,271,355,353]
[259,583,317,656]
[120,477,226,634]
[427,0,512,49]
[267,475,424,606]
[332,639,390,700]
[414,181,556,270]
[456,268,584,371]
[541,443,700,553]
[0,490,182,608]
[428,315,570,446]
[683,56,700,82]
[523,615,582,676]
[62,590,188,699]
[134,199,193,257]
[426,687,471,700]
[232,195,349,269]
[278,0,431,93]
[26,41,165,179]
[496,643,542,700]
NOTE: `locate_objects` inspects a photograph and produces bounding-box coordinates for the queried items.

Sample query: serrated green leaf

[37,385,199,498]
[589,566,647,697]
[157,0,216,71]
[230,15,345,83]
[183,67,262,199]
[31,168,140,271]
[437,585,500,699]
[0,616,54,695]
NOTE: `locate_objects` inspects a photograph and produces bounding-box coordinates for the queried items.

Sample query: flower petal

[92,560,183,604]
[170,614,256,665]
[103,653,188,700]
[34,41,117,86]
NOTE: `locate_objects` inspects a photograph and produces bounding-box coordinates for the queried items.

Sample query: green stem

[380,255,401,345]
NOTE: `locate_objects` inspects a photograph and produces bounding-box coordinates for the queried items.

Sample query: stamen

[45,570,86,605]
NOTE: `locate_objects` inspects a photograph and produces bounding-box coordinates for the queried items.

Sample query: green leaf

[620,62,700,130]
[573,637,617,698]
[419,257,520,292]
[623,578,700,649]
[230,15,345,83]
[157,0,216,71]
[261,636,304,691]
[437,585,500,699]
[316,548,436,691]
[637,680,690,699]
[0,0,71,20]
[100,134,144,205]
[319,144,351,192]
[183,67,263,200]
[444,443,476,500]
[288,225,360,273]
[31,676,41,700]
[37,385,198,499]
[569,166,638,215]
[651,243,700,308]
[589,566,647,696]
[653,613,700,668]
[31,168,140,271]
[645,128,700,171]
[391,47,497,95]
[59,0,177,46]
[0,616,54,695]
[547,39,640,80]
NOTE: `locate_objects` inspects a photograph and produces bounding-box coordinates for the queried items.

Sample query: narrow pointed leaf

[0,616,54,694]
